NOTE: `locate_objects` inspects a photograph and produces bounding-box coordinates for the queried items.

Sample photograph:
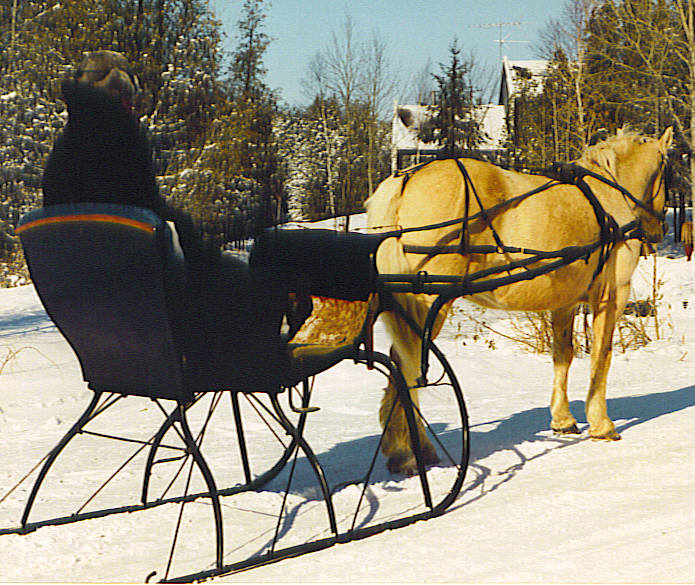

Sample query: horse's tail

[367,174,436,365]
[366,174,406,233]
[366,173,414,279]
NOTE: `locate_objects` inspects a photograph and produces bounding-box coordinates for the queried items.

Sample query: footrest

[284,342,356,387]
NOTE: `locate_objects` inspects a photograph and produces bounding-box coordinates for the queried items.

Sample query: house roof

[392,57,549,155]
[391,104,435,153]
[499,56,548,105]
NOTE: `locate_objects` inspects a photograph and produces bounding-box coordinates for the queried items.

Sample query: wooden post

[652,253,660,340]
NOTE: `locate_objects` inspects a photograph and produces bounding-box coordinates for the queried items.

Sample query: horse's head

[581,127,673,243]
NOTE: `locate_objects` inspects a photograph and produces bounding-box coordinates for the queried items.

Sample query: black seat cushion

[249,228,388,302]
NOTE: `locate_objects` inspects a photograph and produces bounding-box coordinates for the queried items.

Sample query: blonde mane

[577,130,647,176]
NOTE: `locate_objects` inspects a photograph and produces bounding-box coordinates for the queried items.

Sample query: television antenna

[468,21,534,61]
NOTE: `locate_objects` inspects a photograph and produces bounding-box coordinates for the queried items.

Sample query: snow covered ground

[1,215,694,583]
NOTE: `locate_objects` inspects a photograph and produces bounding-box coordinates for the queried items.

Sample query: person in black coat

[42,50,287,391]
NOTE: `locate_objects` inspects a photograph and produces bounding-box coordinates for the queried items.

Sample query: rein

[547,161,666,232]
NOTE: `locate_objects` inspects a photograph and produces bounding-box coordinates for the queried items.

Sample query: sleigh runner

[1,128,671,581]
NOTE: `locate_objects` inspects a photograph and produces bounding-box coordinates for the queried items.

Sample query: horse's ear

[659,126,673,151]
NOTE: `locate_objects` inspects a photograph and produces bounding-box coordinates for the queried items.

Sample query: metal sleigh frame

[2,158,662,581]
[1,203,469,582]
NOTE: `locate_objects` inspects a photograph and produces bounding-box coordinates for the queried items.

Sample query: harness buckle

[413,270,429,293]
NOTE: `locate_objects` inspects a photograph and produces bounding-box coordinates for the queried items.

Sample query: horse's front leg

[586,283,630,440]
[550,306,579,434]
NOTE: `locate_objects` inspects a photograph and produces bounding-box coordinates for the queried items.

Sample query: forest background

[0,0,693,286]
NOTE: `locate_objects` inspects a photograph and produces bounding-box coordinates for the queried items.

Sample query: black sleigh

[2,203,469,582]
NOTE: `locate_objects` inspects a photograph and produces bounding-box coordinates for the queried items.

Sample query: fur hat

[74,50,140,109]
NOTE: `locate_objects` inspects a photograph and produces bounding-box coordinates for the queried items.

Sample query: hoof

[421,441,441,466]
[387,445,440,476]
[387,452,418,476]
[552,423,581,435]
[590,432,621,442]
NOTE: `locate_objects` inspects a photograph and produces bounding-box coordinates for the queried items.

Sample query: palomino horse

[367,128,672,475]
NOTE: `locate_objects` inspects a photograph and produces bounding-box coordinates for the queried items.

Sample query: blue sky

[210,1,567,108]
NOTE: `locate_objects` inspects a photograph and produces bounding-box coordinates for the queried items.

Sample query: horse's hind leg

[378,297,441,475]
[379,346,439,475]
[550,306,580,434]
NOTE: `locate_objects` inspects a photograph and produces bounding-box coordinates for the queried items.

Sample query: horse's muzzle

[644,219,667,244]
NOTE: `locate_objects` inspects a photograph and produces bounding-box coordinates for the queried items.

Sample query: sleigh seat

[18,206,388,394]
[12,203,394,579]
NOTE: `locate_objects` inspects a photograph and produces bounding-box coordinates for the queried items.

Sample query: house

[499,56,548,119]
[391,102,506,172]
[391,56,548,172]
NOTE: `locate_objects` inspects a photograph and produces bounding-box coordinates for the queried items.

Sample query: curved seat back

[17,203,190,402]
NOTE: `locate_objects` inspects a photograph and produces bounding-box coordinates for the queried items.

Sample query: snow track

[1,247,694,582]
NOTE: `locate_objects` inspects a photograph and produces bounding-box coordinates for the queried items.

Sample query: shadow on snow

[245,384,695,554]
[266,384,695,500]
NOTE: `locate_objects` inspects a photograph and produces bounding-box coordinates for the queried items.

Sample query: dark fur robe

[43,81,217,272]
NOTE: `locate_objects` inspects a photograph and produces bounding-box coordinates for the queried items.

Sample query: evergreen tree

[226,0,279,229]
[169,0,279,240]
[228,0,270,102]
[419,38,486,157]
[0,0,229,281]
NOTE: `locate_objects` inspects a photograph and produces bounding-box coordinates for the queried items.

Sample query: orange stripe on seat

[16,214,156,235]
